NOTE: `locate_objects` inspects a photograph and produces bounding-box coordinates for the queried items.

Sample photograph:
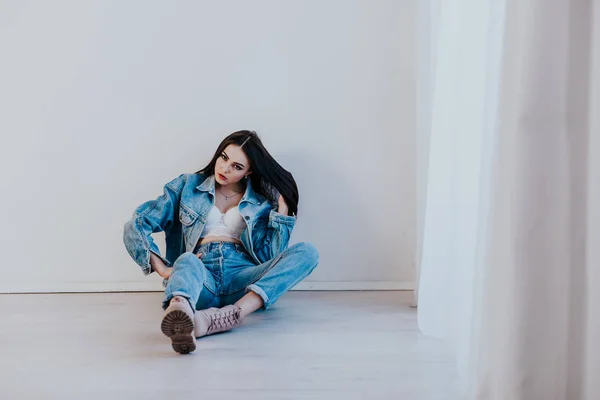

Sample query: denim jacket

[123,173,297,277]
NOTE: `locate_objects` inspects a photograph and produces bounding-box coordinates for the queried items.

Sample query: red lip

[218,173,227,181]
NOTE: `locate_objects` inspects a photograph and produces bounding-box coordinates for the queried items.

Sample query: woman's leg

[161,252,216,354]
[193,242,319,337]
[163,252,216,310]
[235,291,265,318]
[230,242,319,313]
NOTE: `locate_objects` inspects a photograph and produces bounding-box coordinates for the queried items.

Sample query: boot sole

[161,309,196,354]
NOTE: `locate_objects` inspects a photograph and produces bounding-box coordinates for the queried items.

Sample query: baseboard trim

[293,281,414,291]
[0,281,414,294]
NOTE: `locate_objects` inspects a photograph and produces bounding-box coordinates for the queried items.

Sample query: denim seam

[136,195,162,219]
[135,218,153,274]
[202,282,217,296]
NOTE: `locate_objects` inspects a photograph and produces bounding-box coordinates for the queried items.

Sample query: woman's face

[214,144,251,186]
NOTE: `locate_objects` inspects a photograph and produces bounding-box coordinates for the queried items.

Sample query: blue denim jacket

[123,173,297,276]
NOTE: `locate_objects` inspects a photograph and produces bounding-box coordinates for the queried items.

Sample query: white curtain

[416,0,600,399]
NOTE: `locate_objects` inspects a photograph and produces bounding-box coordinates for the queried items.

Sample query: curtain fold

[416,1,600,398]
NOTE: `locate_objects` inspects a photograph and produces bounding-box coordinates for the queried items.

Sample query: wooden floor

[0,291,459,400]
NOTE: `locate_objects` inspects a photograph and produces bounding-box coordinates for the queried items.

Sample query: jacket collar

[196,174,260,205]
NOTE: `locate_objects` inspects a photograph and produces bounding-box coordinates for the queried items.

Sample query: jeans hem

[246,284,271,310]
[162,291,195,311]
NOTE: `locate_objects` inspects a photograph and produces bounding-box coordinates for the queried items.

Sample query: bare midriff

[198,236,242,245]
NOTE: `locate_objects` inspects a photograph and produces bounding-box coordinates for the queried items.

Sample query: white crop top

[200,205,247,240]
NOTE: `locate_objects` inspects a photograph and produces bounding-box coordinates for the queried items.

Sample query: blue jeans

[162,241,319,311]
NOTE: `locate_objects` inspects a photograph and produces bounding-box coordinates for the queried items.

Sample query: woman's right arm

[149,251,171,279]
[122,174,186,276]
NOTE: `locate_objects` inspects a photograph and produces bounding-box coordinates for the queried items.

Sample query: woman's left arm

[255,195,296,262]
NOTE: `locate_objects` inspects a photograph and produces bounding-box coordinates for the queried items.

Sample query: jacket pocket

[179,203,199,226]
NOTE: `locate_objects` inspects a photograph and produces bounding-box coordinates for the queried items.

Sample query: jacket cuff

[143,249,171,276]
[269,209,296,226]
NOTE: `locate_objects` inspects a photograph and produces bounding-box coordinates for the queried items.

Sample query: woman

[123,130,319,354]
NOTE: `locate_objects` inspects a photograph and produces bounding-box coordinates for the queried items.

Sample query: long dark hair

[196,130,299,216]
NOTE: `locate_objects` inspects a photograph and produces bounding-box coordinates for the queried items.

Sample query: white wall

[0,0,416,293]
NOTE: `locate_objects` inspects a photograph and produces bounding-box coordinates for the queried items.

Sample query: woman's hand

[277,194,289,216]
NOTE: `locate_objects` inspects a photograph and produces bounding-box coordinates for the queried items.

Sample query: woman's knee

[172,252,202,269]
[291,242,320,271]
[176,251,200,261]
